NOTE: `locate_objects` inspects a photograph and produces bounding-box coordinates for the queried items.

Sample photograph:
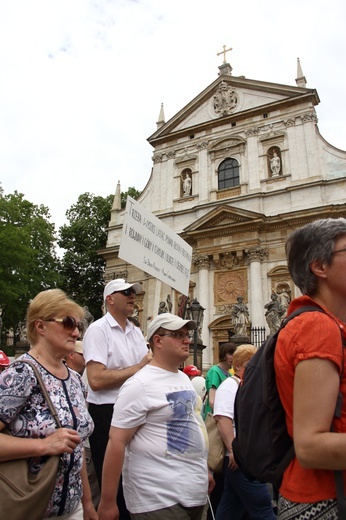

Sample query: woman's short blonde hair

[232,344,257,368]
[26,289,84,345]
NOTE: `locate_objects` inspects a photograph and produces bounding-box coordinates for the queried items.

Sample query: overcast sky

[1,0,345,233]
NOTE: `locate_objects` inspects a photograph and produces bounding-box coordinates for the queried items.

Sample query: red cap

[0,350,10,367]
[183,364,201,377]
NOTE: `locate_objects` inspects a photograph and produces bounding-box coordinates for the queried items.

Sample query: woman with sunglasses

[0,289,98,520]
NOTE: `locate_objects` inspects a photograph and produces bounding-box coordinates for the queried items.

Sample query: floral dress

[0,353,94,517]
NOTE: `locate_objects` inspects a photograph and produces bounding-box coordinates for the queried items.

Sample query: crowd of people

[1,217,346,519]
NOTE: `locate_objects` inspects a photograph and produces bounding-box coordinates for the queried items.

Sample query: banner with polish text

[119,197,192,296]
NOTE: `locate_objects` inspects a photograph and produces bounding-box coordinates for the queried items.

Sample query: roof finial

[156,103,165,129]
[217,44,232,64]
[295,57,307,88]
[112,180,121,211]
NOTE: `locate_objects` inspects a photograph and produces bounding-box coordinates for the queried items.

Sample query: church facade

[101,58,346,370]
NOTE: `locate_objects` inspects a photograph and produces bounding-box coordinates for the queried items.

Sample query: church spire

[111,180,121,211]
[295,57,307,87]
[156,103,165,129]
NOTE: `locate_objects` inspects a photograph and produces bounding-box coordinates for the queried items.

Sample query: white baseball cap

[103,279,143,301]
[147,312,196,340]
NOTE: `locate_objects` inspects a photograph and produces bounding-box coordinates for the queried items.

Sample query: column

[194,254,211,366]
[245,247,268,328]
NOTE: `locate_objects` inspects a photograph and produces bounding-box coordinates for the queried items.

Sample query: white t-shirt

[83,312,148,405]
[213,376,238,455]
[112,365,209,514]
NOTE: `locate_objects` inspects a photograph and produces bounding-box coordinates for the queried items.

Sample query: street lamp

[186,298,205,367]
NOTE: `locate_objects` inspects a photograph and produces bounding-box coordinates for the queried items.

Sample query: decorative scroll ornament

[213,81,238,116]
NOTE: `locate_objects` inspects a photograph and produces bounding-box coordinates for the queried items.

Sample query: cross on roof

[217,45,232,64]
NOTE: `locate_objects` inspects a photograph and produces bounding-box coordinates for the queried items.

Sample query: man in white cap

[98,312,214,520]
[84,279,152,519]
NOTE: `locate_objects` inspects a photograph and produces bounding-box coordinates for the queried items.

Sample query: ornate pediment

[184,205,265,234]
[148,75,318,147]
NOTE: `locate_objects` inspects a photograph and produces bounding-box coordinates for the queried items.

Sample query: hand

[140,350,153,367]
[98,499,119,520]
[228,451,238,471]
[207,471,215,494]
[42,428,81,456]
[82,500,99,520]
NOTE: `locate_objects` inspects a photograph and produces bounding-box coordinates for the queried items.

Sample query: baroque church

[100,53,346,371]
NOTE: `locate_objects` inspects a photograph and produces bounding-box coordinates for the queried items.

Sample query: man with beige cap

[84,279,152,519]
[98,312,214,520]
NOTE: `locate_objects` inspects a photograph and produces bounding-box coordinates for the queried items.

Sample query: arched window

[218,158,239,190]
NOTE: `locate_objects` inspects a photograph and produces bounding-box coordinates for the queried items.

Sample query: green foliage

[58,192,114,320]
[121,187,141,208]
[0,190,61,340]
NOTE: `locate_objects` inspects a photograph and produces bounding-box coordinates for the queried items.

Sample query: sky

[1,0,345,235]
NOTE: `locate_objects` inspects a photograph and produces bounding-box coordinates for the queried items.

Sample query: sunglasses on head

[112,288,136,297]
[45,316,84,334]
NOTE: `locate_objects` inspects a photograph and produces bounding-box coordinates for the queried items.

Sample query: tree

[0,190,61,343]
[58,193,114,320]
[58,188,142,320]
[121,187,142,208]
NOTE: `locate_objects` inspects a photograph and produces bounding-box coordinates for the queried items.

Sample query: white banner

[119,197,192,296]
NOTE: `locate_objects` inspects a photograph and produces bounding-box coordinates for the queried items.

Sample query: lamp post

[186,298,205,367]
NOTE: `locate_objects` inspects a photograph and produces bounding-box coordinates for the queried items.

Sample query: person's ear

[310,259,328,280]
[36,319,45,335]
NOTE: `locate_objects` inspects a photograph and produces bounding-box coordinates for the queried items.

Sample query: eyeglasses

[158,332,193,341]
[332,247,346,255]
[45,317,84,334]
[112,288,136,297]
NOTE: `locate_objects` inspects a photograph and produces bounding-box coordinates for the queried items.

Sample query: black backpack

[232,305,343,490]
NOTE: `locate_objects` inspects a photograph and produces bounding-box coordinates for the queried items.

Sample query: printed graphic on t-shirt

[165,389,203,458]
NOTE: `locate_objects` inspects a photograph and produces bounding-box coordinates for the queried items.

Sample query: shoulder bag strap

[12,359,62,429]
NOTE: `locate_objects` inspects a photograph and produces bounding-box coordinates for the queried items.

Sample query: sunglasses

[112,288,136,297]
[45,316,84,334]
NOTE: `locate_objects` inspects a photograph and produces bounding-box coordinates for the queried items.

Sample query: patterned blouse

[0,353,94,517]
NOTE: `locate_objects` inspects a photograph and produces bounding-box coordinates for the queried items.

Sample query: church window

[218,158,240,190]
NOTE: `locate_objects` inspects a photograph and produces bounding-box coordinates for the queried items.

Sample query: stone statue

[166,294,172,313]
[6,328,14,347]
[270,150,281,177]
[177,294,190,318]
[231,296,250,337]
[18,321,27,342]
[158,301,168,314]
[181,172,192,197]
[264,292,286,334]
[81,306,94,337]
[277,290,291,319]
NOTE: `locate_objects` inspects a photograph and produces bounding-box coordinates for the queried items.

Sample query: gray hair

[286,218,346,295]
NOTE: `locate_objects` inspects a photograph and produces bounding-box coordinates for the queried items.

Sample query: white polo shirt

[83,312,148,405]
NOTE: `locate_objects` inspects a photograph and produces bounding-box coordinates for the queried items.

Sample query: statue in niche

[231,296,250,337]
[270,150,281,177]
[166,294,172,313]
[158,301,168,314]
[277,289,291,319]
[181,171,192,197]
[264,292,286,334]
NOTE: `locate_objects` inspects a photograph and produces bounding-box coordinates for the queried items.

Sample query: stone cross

[217,45,232,64]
